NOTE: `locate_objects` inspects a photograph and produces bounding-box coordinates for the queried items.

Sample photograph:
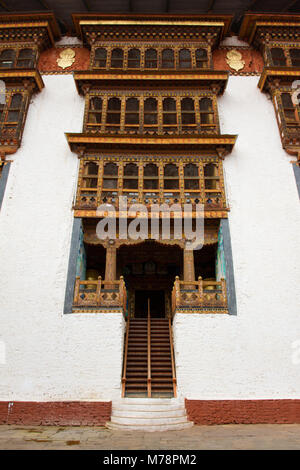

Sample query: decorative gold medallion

[57,48,75,69]
[226,49,245,72]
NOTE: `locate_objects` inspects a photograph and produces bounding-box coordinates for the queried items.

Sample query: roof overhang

[65,133,237,155]
[73,13,233,47]
[74,70,229,95]
[258,66,300,92]
[239,13,300,45]
[0,69,44,93]
[0,12,61,47]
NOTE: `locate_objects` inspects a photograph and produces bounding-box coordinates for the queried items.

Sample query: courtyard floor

[0,424,299,450]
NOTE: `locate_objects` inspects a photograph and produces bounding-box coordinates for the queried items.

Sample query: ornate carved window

[111,48,124,68]
[281,93,299,125]
[144,98,158,131]
[143,163,159,190]
[83,92,219,135]
[196,48,208,68]
[0,47,36,69]
[127,48,140,68]
[290,48,300,67]
[87,97,102,128]
[94,48,107,68]
[145,49,157,69]
[162,49,174,68]
[124,163,139,190]
[162,98,177,131]
[0,92,26,140]
[179,49,192,68]
[270,47,287,67]
[76,156,227,211]
[106,97,121,130]
[199,98,215,128]
[125,98,139,131]
[181,97,196,130]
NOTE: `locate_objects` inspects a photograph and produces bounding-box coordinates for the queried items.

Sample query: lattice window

[106,97,121,130]
[181,97,196,130]
[87,97,102,127]
[144,98,158,130]
[199,98,215,127]
[111,48,124,68]
[76,157,226,210]
[281,93,298,125]
[196,48,208,68]
[0,48,35,69]
[162,49,174,68]
[123,163,139,190]
[94,48,107,68]
[290,48,300,67]
[270,47,287,66]
[125,98,139,130]
[162,98,177,131]
[145,49,157,69]
[127,48,140,68]
[179,49,192,68]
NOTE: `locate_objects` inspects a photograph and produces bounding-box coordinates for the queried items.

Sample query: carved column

[183,244,195,289]
[105,242,117,284]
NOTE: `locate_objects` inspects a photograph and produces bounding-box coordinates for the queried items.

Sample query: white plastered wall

[0,75,125,401]
[173,75,300,399]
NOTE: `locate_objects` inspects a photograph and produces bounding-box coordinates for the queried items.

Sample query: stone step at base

[106,421,193,432]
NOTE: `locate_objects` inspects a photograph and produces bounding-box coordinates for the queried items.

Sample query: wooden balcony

[72,276,127,314]
[171,276,228,314]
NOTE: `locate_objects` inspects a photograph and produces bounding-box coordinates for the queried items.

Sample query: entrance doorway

[135,290,165,318]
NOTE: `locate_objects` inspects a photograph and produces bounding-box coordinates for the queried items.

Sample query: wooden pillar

[105,242,117,283]
[183,245,195,288]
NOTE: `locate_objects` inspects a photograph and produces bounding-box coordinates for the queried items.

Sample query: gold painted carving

[226,49,245,72]
[57,48,75,69]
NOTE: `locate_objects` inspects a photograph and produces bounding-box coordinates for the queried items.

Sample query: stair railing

[168,317,177,398]
[121,316,130,398]
[147,298,152,398]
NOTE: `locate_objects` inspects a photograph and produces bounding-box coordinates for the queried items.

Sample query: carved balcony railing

[171,276,228,314]
[73,276,127,313]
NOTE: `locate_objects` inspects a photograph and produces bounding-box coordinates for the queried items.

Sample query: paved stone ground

[0,424,299,449]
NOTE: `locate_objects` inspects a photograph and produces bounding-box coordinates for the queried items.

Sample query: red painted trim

[0,401,111,426]
[185,399,300,425]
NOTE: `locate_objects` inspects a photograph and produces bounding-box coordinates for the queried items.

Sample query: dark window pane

[104,163,118,175]
[164,179,179,189]
[163,98,176,111]
[0,49,15,68]
[179,49,191,68]
[290,49,300,66]
[184,179,199,189]
[184,163,198,177]
[162,49,174,68]
[271,48,286,66]
[145,49,157,68]
[95,48,107,67]
[128,48,140,68]
[144,163,158,177]
[124,179,138,189]
[87,162,98,175]
[7,110,19,122]
[90,97,102,110]
[164,164,178,177]
[17,48,34,67]
[196,48,208,68]
[103,179,117,189]
[108,98,121,110]
[124,163,138,176]
[10,94,22,108]
[181,98,194,111]
[111,48,123,68]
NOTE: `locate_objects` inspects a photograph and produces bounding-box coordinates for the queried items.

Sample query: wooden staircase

[122,305,177,397]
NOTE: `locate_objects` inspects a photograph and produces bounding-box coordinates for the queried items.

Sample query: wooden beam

[36,0,51,9]
[281,0,299,12]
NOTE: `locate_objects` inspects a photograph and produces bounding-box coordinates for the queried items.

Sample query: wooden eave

[239,13,300,45]
[74,70,229,95]
[74,209,229,219]
[0,142,18,155]
[0,12,60,46]
[258,67,300,92]
[0,69,44,92]
[72,12,232,44]
[65,132,237,154]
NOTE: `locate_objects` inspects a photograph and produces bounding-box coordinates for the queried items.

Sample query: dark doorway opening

[135,290,165,318]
